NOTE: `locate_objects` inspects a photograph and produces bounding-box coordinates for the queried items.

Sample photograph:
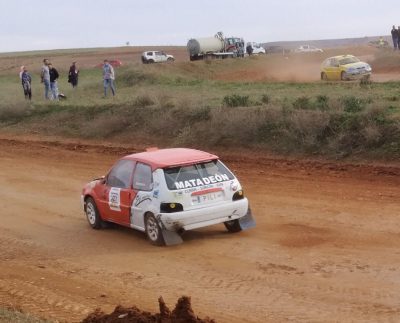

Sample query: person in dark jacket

[68,61,79,88]
[48,63,59,101]
[246,43,253,56]
[393,26,399,50]
[20,66,32,100]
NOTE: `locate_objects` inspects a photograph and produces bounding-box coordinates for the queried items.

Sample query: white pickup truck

[142,51,175,64]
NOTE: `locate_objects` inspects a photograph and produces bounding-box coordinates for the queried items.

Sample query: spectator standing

[21,66,32,100]
[48,63,59,101]
[103,59,115,97]
[391,26,398,50]
[246,43,253,56]
[40,59,51,99]
[68,61,79,88]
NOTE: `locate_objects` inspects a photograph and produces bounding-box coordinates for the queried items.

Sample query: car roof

[328,55,356,60]
[122,148,219,170]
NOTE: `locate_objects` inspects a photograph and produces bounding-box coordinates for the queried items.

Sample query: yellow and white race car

[321,55,372,81]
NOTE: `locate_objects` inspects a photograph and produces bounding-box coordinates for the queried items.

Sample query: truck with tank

[187,32,245,61]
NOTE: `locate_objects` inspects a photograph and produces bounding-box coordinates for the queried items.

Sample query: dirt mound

[82,296,216,323]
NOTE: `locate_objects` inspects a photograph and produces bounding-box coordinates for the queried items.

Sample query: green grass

[1,57,400,160]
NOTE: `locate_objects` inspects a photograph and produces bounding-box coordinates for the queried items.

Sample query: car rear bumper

[159,198,249,231]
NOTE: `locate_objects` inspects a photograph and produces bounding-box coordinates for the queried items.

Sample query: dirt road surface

[1,138,400,322]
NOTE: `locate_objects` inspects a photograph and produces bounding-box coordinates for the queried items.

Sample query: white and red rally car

[81,148,255,246]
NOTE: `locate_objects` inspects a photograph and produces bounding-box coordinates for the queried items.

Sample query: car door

[325,59,338,80]
[131,162,154,230]
[154,51,162,63]
[94,159,136,226]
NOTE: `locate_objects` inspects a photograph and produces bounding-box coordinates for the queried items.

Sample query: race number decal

[109,187,121,211]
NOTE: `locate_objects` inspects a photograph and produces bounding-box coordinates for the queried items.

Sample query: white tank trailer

[187,32,244,61]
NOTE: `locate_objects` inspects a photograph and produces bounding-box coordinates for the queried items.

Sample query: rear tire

[167,57,174,62]
[145,214,165,246]
[224,219,242,233]
[148,59,155,64]
[85,197,103,230]
[321,72,328,81]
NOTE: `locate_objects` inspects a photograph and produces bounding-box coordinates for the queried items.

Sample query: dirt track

[1,137,400,322]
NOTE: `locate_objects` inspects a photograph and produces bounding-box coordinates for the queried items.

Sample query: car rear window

[339,57,360,65]
[163,160,234,190]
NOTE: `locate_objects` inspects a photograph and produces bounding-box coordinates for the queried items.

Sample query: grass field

[1,48,400,159]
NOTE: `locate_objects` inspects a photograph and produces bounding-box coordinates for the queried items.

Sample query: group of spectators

[19,59,115,101]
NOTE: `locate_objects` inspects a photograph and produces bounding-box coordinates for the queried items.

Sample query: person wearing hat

[68,61,79,88]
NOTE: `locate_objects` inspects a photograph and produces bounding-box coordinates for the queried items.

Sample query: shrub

[0,104,28,123]
[261,94,270,104]
[341,96,365,113]
[133,95,154,108]
[292,96,312,110]
[119,69,156,86]
[223,94,250,107]
[315,95,329,110]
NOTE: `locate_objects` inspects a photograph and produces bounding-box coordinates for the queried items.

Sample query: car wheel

[145,214,165,246]
[148,59,155,64]
[341,71,348,81]
[224,219,242,233]
[85,197,103,229]
[321,72,328,81]
[167,57,174,62]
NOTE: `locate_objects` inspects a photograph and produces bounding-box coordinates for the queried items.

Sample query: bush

[341,96,366,113]
[0,104,29,123]
[292,96,312,110]
[261,94,270,104]
[223,94,250,107]
[119,69,156,86]
[133,95,154,108]
[315,95,329,110]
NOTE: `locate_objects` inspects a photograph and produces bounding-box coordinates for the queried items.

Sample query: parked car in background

[142,51,175,64]
[321,55,372,81]
[246,42,266,55]
[294,45,323,53]
[81,148,255,246]
[95,60,122,68]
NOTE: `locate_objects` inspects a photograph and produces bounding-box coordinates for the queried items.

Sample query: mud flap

[239,207,256,230]
[161,229,183,246]
[156,215,183,246]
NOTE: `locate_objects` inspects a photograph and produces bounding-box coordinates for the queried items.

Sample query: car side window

[331,59,339,67]
[133,163,153,191]
[107,160,136,189]
[147,52,153,56]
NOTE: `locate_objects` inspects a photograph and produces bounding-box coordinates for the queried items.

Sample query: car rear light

[232,190,244,201]
[160,203,184,213]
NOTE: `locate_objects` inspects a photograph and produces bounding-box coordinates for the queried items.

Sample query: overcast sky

[0,0,397,52]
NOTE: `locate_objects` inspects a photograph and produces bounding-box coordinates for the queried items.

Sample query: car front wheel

[341,71,348,81]
[85,197,103,229]
[224,219,242,233]
[145,214,165,246]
